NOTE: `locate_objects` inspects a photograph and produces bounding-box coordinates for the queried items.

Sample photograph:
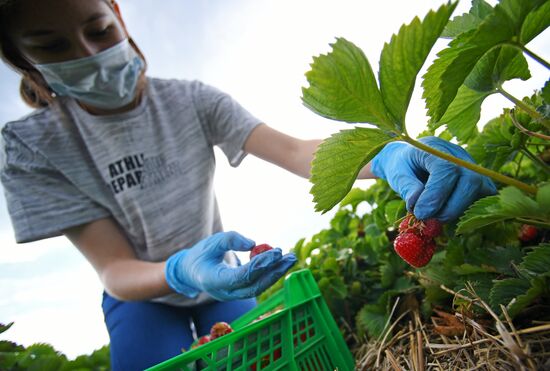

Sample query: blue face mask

[35,39,144,110]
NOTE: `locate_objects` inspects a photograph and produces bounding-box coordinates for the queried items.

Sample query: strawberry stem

[497,86,550,131]
[400,135,538,195]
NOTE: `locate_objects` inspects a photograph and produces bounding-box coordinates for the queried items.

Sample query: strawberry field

[260,0,550,369]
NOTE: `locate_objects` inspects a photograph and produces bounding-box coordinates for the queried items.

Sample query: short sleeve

[192,82,263,167]
[0,126,110,243]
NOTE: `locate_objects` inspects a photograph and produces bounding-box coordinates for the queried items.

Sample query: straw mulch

[352,284,550,371]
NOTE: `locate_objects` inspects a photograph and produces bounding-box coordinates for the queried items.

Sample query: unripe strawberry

[250,243,273,259]
[394,232,436,268]
[210,322,233,340]
[519,224,538,242]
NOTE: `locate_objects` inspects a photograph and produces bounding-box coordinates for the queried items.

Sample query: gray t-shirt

[0,77,262,306]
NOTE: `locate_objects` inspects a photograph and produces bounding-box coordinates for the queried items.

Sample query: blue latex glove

[371,136,496,222]
[165,231,297,301]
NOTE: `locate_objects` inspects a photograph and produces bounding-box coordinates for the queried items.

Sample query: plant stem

[400,135,538,195]
[521,147,550,175]
[519,45,550,70]
[510,109,550,140]
[516,217,550,229]
[497,87,550,130]
[514,152,524,179]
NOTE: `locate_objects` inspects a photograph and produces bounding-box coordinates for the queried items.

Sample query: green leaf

[310,127,396,213]
[489,277,531,311]
[384,199,406,225]
[339,187,369,210]
[434,85,489,142]
[519,244,550,277]
[457,185,549,234]
[302,38,394,130]
[453,263,496,275]
[499,186,544,218]
[0,322,13,335]
[505,0,548,42]
[456,195,506,234]
[356,303,389,338]
[467,116,516,169]
[432,45,529,143]
[494,47,531,84]
[536,184,550,211]
[486,246,524,276]
[423,0,542,122]
[542,79,550,104]
[327,276,348,299]
[442,0,494,38]
[491,276,548,318]
[379,2,457,128]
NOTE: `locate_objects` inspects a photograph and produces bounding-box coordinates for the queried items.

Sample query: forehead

[10,0,114,34]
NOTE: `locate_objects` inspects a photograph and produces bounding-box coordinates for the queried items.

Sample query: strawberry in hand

[393,213,443,268]
[250,243,273,259]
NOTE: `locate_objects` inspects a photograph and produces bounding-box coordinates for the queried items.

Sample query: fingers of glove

[207,231,255,257]
[223,254,298,299]
[434,170,483,222]
[387,168,425,212]
[233,248,284,288]
[218,248,284,288]
[413,160,461,220]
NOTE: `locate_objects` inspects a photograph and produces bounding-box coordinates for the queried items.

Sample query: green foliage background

[261,0,550,348]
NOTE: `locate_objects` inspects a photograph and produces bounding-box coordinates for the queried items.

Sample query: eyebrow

[22,13,108,38]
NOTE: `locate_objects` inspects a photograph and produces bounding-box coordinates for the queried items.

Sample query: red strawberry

[209,322,233,340]
[421,219,443,239]
[394,232,436,268]
[399,214,417,233]
[519,224,538,242]
[250,243,273,259]
[190,335,211,349]
[195,335,211,348]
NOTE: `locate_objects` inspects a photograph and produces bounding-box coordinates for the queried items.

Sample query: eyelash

[90,25,113,37]
[35,26,114,52]
[38,42,67,51]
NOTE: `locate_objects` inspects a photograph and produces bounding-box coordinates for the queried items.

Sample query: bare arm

[243,124,376,179]
[64,217,173,301]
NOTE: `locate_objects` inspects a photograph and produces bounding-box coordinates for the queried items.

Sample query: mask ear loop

[108,0,148,94]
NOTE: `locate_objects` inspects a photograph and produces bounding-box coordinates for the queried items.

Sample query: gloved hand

[165,231,297,301]
[370,136,496,222]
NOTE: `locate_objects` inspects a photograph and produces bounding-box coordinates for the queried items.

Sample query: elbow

[99,266,130,301]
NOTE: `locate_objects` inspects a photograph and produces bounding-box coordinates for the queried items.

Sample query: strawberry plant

[260,0,550,365]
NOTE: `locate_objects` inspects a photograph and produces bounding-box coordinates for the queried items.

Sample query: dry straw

[353,283,550,371]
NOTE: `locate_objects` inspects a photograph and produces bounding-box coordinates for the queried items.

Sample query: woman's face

[9,0,127,65]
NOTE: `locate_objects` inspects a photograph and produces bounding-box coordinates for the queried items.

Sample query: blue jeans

[102,292,256,371]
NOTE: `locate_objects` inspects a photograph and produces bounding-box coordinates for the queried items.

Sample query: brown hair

[0,0,147,109]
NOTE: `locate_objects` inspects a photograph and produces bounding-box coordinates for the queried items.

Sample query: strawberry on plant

[398,213,442,239]
[393,232,436,268]
[519,224,538,242]
[421,218,443,239]
[209,322,233,340]
[398,213,418,233]
[250,243,273,259]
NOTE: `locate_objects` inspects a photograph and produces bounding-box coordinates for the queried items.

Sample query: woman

[0,0,495,369]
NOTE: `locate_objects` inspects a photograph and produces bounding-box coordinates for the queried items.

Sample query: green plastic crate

[147,269,355,371]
